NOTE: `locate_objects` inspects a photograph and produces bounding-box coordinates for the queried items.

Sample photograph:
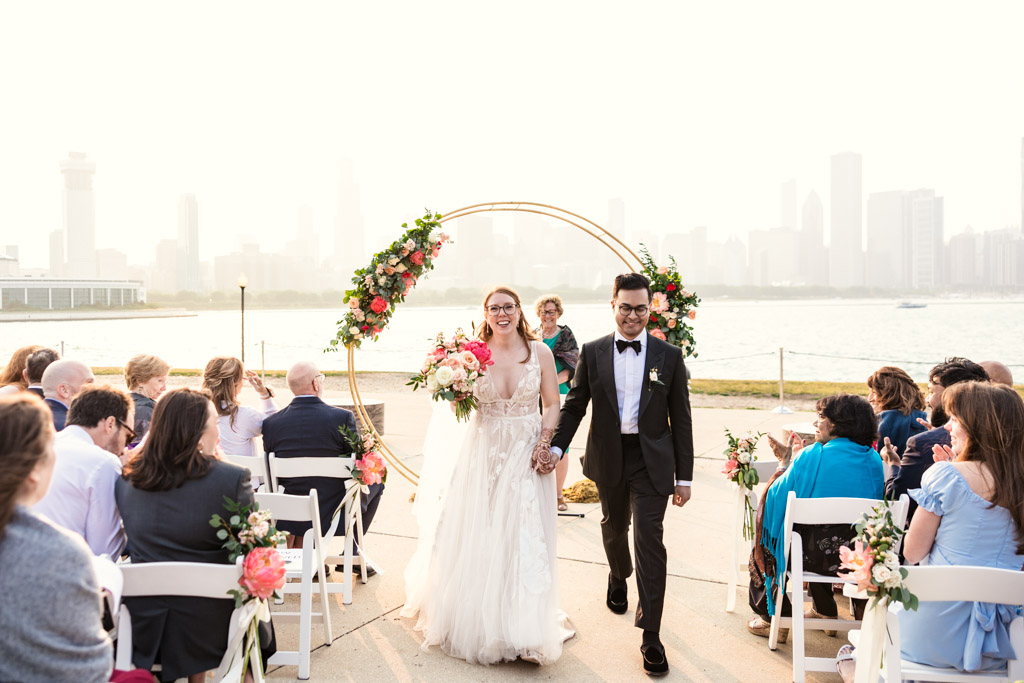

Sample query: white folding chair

[255,489,332,680]
[768,492,910,683]
[114,558,262,683]
[266,452,374,604]
[726,460,779,612]
[223,452,270,492]
[880,565,1024,683]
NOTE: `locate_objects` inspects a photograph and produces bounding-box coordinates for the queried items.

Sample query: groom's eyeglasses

[486,304,518,316]
[617,304,649,318]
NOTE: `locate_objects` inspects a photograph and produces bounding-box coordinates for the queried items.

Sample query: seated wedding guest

[115,387,274,682]
[533,293,579,512]
[978,359,1013,387]
[203,356,276,475]
[42,359,95,431]
[0,344,43,396]
[263,361,384,567]
[836,381,1024,680]
[0,394,113,683]
[34,385,131,557]
[867,365,926,455]
[747,394,883,641]
[124,353,170,447]
[883,357,990,520]
[24,348,61,398]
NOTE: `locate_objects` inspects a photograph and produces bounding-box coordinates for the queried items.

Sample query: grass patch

[689,379,869,399]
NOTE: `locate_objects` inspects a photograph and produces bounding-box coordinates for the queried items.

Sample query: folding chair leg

[298,538,313,680]
[355,504,368,584]
[341,498,354,604]
[769,580,785,650]
[792,584,806,683]
[313,529,333,644]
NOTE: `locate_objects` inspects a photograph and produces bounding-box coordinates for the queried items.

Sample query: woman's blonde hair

[476,286,537,364]
[534,294,564,318]
[0,345,43,390]
[202,356,244,427]
[124,354,170,392]
[0,395,53,537]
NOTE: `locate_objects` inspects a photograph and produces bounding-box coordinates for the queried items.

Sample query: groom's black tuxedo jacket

[552,332,693,496]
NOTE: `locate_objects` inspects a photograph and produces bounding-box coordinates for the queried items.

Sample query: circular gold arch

[346,201,643,485]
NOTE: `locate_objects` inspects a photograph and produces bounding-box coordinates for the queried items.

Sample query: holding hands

[532,428,556,474]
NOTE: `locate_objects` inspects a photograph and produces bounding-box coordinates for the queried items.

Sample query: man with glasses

[34,384,132,557]
[551,272,694,676]
[262,361,385,570]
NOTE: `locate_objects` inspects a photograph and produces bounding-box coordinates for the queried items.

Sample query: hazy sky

[2,1,1023,269]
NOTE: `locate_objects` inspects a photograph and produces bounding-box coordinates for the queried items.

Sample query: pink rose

[348,298,360,309]
[649,328,667,341]
[410,251,425,266]
[667,318,676,329]
[375,264,384,274]
[357,452,386,486]
[370,296,388,314]
[721,458,739,475]
[401,247,409,256]
[459,350,480,371]
[239,547,286,601]
[688,309,697,320]
[431,247,440,259]
[384,266,395,275]
[657,266,669,275]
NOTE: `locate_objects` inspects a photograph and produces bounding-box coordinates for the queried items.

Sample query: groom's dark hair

[613,273,651,301]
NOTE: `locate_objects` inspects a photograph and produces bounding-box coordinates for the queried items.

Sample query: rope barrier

[687,352,775,364]
[787,350,1024,368]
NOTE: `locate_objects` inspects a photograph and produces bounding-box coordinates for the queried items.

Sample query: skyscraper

[177,193,200,292]
[908,189,944,289]
[865,191,909,289]
[1020,138,1023,232]
[60,152,96,279]
[800,191,827,286]
[829,152,864,288]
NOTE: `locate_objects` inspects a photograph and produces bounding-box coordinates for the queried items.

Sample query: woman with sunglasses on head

[403,286,574,665]
[533,294,579,512]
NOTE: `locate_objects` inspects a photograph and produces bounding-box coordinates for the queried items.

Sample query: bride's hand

[532,443,554,474]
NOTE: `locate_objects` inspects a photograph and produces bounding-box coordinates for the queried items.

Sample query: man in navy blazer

[40,359,94,431]
[262,362,384,561]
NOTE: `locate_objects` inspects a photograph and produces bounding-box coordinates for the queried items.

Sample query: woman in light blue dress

[897,381,1024,672]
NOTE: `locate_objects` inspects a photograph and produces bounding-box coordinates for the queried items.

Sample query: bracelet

[261,387,274,399]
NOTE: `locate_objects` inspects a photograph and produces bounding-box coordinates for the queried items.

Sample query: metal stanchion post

[771,347,792,414]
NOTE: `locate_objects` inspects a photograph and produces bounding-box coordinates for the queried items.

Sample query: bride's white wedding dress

[402,341,575,665]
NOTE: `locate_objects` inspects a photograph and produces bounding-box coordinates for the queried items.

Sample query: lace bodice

[475,342,541,418]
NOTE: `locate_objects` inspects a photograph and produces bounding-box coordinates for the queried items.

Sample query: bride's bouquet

[407,328,493,422]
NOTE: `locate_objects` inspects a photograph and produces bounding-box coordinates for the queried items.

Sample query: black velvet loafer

[606,574,628,614]
[640,642,669,676]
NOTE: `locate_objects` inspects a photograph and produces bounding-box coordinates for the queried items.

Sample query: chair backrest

[223,453,269,482]
[902,565,1024,604]
[120,558,244,599]
[265,452,354,493]
[783,492,911,561]
[255,489,326,545]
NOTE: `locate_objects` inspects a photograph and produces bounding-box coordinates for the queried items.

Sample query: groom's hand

[672,485,690,508]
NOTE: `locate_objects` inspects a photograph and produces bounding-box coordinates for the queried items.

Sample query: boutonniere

[649,368,665,388]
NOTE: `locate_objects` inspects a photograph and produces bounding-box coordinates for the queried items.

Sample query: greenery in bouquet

[638,246,700,358]
[722,428,765,540]
[330,210,451,350]
[839,500,918,610]
[407,328,494,422]
[339,424,387,491]
[209,497,288,605]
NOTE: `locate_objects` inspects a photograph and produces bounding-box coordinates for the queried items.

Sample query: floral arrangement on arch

[330,211,451,349]
[407,328,494,422]
[209,497,289,676]
[639,246,700,358]
[721,428,765,540]
[339,424,387,491]
[838,499,918,610]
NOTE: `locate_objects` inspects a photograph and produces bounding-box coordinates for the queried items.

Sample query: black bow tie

[616,339,642,355]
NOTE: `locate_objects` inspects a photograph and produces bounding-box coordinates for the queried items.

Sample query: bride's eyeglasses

[486,303,518,316]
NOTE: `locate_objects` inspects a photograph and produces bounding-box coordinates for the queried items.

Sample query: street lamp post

[237,273,248,363]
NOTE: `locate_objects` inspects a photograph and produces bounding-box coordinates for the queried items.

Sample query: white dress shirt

[33,425,126,557]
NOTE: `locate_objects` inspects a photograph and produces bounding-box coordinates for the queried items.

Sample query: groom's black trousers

[597,434,669,633]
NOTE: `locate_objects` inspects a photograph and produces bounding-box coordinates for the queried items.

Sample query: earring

[198,447,204,455]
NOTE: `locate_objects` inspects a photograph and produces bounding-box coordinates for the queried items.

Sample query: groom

[550,272,693,676]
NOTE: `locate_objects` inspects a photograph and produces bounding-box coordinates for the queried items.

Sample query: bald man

[979,360,1014,387]
[41,360,95,431]
[262,362,385,572]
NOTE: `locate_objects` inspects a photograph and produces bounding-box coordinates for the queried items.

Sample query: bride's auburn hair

[476,286,537,364]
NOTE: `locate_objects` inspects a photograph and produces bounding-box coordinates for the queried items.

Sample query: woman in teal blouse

[534,294,579,511]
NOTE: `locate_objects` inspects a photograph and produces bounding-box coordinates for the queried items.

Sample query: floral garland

[330,211,451,349]
[639,246,700,357]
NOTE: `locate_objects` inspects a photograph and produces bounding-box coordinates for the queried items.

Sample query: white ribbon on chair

[853,599,887,683]
[214,598,270,683]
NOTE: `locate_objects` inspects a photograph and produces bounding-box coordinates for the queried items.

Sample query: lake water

[1,298,1021,382]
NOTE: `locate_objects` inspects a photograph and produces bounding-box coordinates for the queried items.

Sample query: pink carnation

[239,547,286,600]
[357,452,386,486]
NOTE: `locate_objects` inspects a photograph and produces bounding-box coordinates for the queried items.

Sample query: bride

[402,285,575,665]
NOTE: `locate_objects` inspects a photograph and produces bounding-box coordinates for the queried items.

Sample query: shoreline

[0,308,196,323]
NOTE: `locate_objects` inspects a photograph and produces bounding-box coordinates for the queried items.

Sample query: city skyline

[2,2,1024,278]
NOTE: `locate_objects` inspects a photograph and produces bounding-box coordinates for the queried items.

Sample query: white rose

[426,373,439,392]
[884,551,900,569]
[435,366,455,387]
[871,564,892,584]
[355,310,365,321]
[883,573,902,589]
[348,326,360,336]
[737,451,751,464]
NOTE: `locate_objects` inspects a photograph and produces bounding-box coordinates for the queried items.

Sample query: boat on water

[896,301,927,309]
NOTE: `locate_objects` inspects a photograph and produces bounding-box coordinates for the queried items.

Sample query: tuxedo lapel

[595,334,620,424]
[639,339,665,419]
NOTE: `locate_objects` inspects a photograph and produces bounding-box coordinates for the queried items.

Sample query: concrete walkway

[262,387,846,682]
